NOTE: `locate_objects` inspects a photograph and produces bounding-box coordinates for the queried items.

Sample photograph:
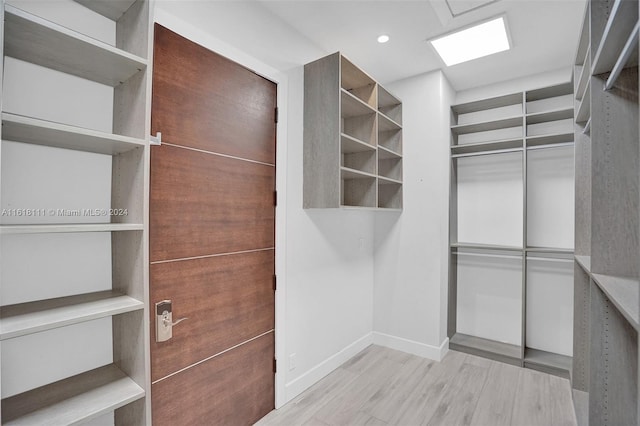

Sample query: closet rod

[526,256,574,264]
[454,251,522,260]
[605,22,639,91]
[451,147,522,159]
[526,141,574,151]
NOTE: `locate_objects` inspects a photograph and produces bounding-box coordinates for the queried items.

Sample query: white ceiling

[257,0,587,90]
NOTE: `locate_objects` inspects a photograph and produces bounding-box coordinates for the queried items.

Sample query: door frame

[153,9,289,409]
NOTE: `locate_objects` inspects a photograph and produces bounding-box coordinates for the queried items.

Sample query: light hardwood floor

[256,345,577,426]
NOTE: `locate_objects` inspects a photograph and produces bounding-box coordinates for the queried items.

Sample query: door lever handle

[155,300,188,342]
[163,316,189,327]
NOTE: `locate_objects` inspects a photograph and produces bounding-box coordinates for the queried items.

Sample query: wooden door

[149,24,276,425]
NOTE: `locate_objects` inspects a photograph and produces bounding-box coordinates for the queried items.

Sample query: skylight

[430,16,511,66]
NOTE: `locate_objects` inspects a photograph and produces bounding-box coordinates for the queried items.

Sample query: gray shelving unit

[0,1,152,424]
[571,1,639,425]
[303,52,403,210]
[448,81,576,379]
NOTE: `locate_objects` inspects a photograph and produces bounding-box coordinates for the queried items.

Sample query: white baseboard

[283,332,374,403]
[373,331,449,361]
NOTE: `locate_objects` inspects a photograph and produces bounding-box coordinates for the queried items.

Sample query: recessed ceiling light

[377,35,390,44]
[429,16,510,66]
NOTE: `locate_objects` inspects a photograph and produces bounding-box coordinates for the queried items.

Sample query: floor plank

[256,346,577,426]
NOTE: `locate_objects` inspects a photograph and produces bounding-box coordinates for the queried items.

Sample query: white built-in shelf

[0,223,143,234]
[591,273,639,331]
[341,89,376,117]
[575,255,592,274]
[451,138,523,155]
[526,246,575,254]
[340,166,376,180]
[575,82,591,124]
[4,5,147,87]
[592,0,639,75]
[0,291,143,340]
[451,242,523,252]
[451,93,523,115]
[583,118,592,135]
[378,176,402,185]
[340,133,375,153]
[526,108,574,125]
[605,22,639,90]
[450,116,522,135]
[74,0,138,20]
[526,132,574,148]
[449,333,521,362]
[526,82,573,102]
[524,348,572,376]
[378,145,402,159]
[378,113,402,132]
[2,113,146,155]
[576,48,591,100]
[1,364,144,425]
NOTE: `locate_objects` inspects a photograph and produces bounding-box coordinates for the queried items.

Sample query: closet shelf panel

[1,364,144,426]
[74,0,138,20]
[1,113,146,155]
[591,273,639,331]
[4,5,147,87]
[0,291,143,340]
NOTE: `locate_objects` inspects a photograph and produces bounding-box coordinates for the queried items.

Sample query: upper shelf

[2,113,146,155]
[451,93,522,115]
[451,138,522,155]
[525,83,573,102]
[592,273,639,331]
[592,0,639,75]
[575,48,591,100]
[4,5,147,87]
[451,116,522,135]
[341,133,375,153]
[378,113,402,132]
[526,132,574,148]
[526,108,574,125]
[0,291,143,341]
[575,82,591,124]
[74,0,137,21]
[341,89,376,118]
[1,364,144,425]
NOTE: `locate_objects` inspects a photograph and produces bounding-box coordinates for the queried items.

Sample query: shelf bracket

[150,132,162,146]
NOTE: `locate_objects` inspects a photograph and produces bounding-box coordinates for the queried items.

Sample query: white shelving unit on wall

[0,1,152,425]
[448,82,575,378]
[571,1,639,425]
[304,52,403,210]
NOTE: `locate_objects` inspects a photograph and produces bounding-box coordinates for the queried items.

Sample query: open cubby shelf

[305,52,403,209]
[0,0,152,424]
[449,82,576,380]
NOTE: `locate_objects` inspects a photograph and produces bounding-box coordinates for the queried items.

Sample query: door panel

[152,24,276,165]
[152,332,275,426]
[150,144,275,262]
[150,24,276,425]
[150,249,275,382]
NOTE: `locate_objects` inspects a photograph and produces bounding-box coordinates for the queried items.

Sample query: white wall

[372,71,454,359]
